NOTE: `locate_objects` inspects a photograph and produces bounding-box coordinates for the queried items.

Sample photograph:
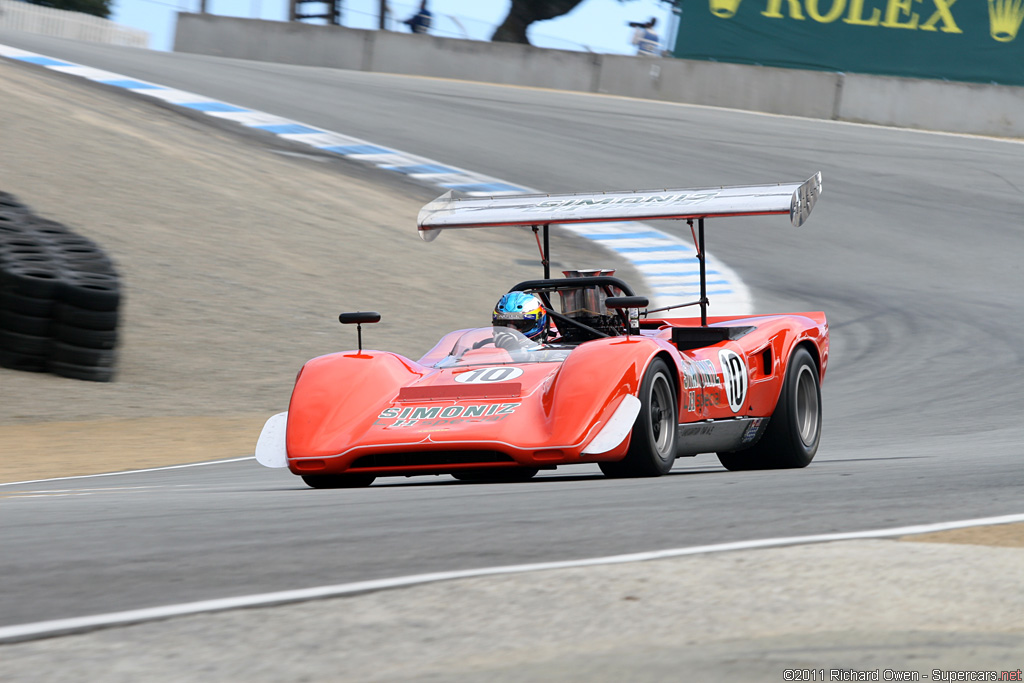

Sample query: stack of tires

[0,191,121,382]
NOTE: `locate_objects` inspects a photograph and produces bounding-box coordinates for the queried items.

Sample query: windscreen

[430,327,572,369]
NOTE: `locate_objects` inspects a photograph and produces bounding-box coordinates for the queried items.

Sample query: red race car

[256,174,827,488]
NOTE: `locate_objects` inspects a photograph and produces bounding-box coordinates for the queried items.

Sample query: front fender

[548,336,679,449]
[286,351,426,459]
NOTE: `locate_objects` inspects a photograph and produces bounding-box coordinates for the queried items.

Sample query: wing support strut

[698,218,708,326]
[532,223,551,280]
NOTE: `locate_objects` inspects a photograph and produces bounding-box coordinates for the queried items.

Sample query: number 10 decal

[718,350,748,413]
[454,366,525,384]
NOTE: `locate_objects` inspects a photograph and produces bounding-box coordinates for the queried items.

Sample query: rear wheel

[301,473,376,489]
[718,346,821,471]
[600,358,677,478]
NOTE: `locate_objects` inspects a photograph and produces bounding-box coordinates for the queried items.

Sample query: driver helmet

[492,292,547,339]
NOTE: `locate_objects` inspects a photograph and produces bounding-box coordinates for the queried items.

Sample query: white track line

[1,512,1022,644]
[0,457,254,488]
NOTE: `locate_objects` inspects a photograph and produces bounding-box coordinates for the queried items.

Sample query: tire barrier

[0,193,120,382]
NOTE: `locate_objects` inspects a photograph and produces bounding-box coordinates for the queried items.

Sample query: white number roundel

[454,366,524,384]
[718,350,748,413]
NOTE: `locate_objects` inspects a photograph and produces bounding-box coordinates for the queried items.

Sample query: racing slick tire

[717,346,821,471]
[450,467,539,482]
[600,358,678,478]
[301,473,376,489]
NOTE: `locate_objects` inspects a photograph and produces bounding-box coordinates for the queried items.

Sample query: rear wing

[417,172,823,326]
[417,173,822,241]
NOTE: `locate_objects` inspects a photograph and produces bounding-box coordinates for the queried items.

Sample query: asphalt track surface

[1,32,1023,635]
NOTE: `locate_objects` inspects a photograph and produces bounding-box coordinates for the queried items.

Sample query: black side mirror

[605,296,648,310]
[605,297,647,338]
[338,311,380,352]
[339,312,381,325]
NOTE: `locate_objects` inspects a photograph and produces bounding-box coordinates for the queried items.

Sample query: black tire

[51,341,116,367]
[0,290,55,317]
[718,346,821,471]
[451,467,539,482]
[0,237,47,250]
[301,473,376,489]
[0,252,56,268]
[56,244,107,260]
[0,239,52,256]
[21,216,70,232]
[54,324,118,350]
[0,264,64,298]
[0,328,52,356]
[48,360,114,382]
[59,275,120,312]
[0,222,32,239]
[0,309,51,336]
[61,256,116,275]
[47,234,98,248]
[53,303,119,330]
[0,193,28,213]
[600,358,678,478]
[0,349,48,373]
[0,209,29,223]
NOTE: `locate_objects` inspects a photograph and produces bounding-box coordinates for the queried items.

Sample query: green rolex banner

[673,0,1024,86]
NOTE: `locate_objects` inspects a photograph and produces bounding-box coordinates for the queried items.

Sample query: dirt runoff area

[0,59,641,483]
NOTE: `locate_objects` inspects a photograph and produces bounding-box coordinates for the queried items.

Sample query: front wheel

[718,346,821,471]
[301,473,376,488]
[600,358,678,478]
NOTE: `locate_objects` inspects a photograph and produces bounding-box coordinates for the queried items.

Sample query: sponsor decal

[454,366,524,384]
[682,362,701,390]
[680,424,717,437]
[686,0,1023,99]
[990,0,1024,42]
[696,359,720,387]
[742,417,766,443]
[748,0,963,36]
[693,393,722,411]
[532,191,720,213]
[377,403,520,428]
[719,349,748,413]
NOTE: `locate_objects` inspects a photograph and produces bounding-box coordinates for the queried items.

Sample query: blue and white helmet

[493,292,547,339]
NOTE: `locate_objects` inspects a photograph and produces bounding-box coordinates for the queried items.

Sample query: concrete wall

[174,14,1024,139]
[838,74,1024,139]
[0,0,148,48]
